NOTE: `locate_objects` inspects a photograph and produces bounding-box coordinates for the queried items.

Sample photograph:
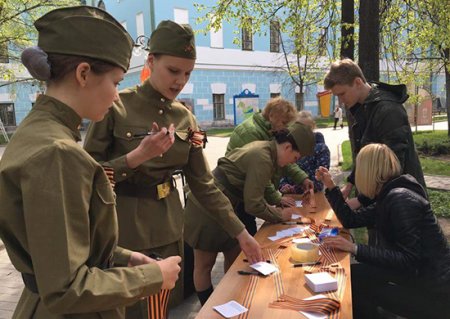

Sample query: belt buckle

[157,182,171,200]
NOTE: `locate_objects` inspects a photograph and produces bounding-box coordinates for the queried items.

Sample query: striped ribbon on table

[237,273,259,319]
[147,289,170,319]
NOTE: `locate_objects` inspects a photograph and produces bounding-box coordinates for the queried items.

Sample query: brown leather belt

[114,179,175,200]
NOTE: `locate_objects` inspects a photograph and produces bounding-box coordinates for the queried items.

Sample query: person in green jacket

[226,97,314,233]
[0,6,181,319]
[184,122,315,305]
[83,20,262,318]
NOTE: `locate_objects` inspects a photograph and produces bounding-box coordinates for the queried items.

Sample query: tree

[359,0,380,82]
[381,0,450,135]
[0,0,77,86]
[195,0,341,110]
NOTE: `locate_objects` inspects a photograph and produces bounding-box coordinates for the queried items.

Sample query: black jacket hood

[365,81,409,104]
[379,174,427,199]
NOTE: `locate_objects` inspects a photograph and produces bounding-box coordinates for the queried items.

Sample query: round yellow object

[290,242,320,263]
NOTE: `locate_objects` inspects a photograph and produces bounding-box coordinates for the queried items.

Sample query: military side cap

[287,122,315,156]
[148,20,196,59]
[35,6,133,71]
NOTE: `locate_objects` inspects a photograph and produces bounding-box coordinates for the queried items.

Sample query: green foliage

[380,0,450,122]
[0,0,77,83]
[428,189,450,218]
[414,130,450,156]
[194,0,343,108]
[419,156,450,176]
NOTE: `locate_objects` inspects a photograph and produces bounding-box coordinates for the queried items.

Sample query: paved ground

[0,121,448,318]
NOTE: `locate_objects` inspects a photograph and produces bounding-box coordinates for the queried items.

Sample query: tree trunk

[358,0,380,82]
[340,0,354,60]
[297,91,304,111]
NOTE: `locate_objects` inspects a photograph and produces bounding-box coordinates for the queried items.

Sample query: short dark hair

[273,129,299,151]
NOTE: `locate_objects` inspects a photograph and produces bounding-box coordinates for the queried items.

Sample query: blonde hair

[355,144,401,199]
[324,58,367,89]
[262,97,296,124]
[296,110,316,129]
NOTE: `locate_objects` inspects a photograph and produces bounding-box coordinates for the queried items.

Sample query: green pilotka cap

[35,6,133,71]
[148,20,196,59]
[287,122,315,156]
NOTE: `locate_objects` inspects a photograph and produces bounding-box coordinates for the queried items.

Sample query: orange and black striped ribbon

[147,289,170,319]
[237,273,259,319]
[267,249,284,301]
[269,294,341,314]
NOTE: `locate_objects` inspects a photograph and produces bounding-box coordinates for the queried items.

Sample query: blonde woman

[316,144,450,319]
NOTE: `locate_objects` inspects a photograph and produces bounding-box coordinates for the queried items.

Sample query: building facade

[0,0,447,129]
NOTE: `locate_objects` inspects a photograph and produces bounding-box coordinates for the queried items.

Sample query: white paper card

[250,261,278,276]
[292,213,301,219]
[299,295,328,319]
[295,200,303,207]
[213,300,248,318]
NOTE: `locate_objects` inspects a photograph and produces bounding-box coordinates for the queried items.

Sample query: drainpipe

[150,0,155,32]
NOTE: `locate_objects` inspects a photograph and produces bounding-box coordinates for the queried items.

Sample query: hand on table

[236,229,263,264]
[322,236,357,255]
[280,196,296,207]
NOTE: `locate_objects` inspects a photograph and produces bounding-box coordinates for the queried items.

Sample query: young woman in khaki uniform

[184,122,315,304]
[84,20,262,317]
[0,6,182,319]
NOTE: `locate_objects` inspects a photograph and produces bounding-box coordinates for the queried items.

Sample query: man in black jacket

[324,58,426,210]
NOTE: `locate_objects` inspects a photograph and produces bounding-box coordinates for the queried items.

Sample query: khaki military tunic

[184,140,284,251]
[84,80,243,251]
[0,95,164,319]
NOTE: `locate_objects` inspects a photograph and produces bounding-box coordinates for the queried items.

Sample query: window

[174,8,189,24]
[270,20,280,52]
[136,12,144,37]
[0,103,16,126]
[210,22,223,48]
[270,93,281,99]
[213,94,225,120]
[242,19,253,51]
[0,41,9,63]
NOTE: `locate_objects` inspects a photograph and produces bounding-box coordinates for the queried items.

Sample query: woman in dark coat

[316,143,450,319]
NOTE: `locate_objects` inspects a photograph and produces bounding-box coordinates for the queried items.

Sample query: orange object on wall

[316,91,332,117]
[140,63,151,83]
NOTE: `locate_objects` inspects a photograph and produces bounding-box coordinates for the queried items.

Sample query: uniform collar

[139,79,173,110]
[34,94,82,141]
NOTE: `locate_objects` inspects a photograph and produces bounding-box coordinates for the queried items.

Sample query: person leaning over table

[279,110,330,194]
[83,19,262,318]
[324,58,426,211]
[225,97,314,229]
[0,6,182,319]
[184,122,315,305]
[316,144,450,319]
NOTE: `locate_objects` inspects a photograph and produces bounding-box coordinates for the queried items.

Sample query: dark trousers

[333,117,339,129]
[351,263,450,319]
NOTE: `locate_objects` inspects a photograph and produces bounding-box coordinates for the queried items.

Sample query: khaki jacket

[217,140,284,222]
[0,95,163,319]
[84,80,244,250]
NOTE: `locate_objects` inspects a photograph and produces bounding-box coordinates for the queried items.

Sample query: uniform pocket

[95,182,116,205]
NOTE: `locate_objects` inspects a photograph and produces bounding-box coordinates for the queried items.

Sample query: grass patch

[429,189,450,218]
[205,127,234,137]
[433,114,448,122]
[341,140,353,171]
[419,156,450,176]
